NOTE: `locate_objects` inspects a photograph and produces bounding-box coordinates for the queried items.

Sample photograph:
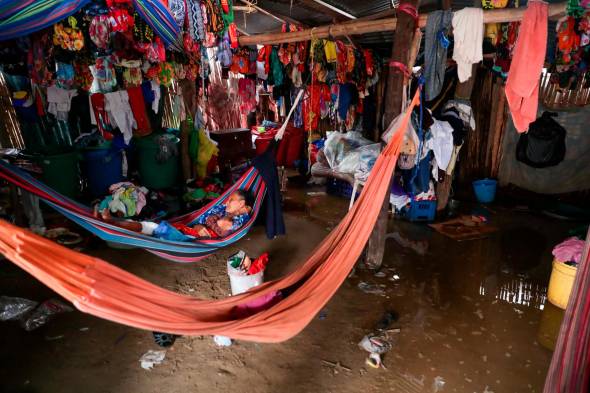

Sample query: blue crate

[405,199,437,222]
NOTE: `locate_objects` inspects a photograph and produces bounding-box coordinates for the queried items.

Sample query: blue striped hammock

[0,159,266,263]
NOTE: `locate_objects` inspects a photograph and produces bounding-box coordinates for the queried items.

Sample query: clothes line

[238,2,566,46]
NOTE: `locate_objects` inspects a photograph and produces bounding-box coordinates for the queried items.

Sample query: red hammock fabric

[0,90,420,343]
[543,229,590,392]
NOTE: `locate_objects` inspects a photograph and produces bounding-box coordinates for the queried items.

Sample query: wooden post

[364,0,421,270]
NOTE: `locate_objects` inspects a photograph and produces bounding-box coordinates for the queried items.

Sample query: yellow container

[547,259,577,309]
[537,302,565,351]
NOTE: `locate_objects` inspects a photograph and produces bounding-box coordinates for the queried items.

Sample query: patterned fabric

[0,0,90,41]
[203,0,224,34]
[197,203,250,233]
[132,0,182,50]
[187,0,204,41]
[544,231,590,393]
[168,0,185,30]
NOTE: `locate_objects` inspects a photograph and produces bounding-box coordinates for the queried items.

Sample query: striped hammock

[0,159,266,262]
[0,0,182,50]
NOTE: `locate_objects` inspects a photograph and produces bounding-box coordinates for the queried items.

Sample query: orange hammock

[0,90,420,343]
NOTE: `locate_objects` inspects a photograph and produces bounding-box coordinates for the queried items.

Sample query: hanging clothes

[238,78,256,113]
[426,119,454,172]
[127,86,152,136]
[424,10,453,100]
[303,84,330,132]
[337,82,358,121]
[68,91,92,136]
[505,1,548,133]
[47,86,77,122]
[187,0,205,41]
[452,8,483,82]
[104,91,137,143]
[89,93,112,137]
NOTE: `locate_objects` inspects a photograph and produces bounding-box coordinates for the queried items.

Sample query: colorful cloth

[197,203,250,234]
[0,0,90,42]
[505,1,548,133]
[89,15,111,50]
[98,182,148,217]
[168,0,185,30]
[187,0,205,40]
[553,237,586,264]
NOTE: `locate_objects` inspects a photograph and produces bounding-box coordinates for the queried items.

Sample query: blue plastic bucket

[83,147,123,198]
[472,179,497,203]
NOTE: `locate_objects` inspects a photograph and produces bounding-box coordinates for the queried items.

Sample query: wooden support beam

[239,2,566,46]
[365,0,421,271]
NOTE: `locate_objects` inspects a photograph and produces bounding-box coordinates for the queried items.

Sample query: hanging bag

[516,111,566,168]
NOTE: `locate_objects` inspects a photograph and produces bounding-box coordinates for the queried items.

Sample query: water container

[82,146,123,198]
[134,134,179,190]
[38,151,80,198]
[472,178,497,203]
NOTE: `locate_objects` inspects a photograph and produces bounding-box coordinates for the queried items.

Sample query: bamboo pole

[239,2,566,46]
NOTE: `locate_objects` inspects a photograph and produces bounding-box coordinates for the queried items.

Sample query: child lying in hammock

[95,190,252,240]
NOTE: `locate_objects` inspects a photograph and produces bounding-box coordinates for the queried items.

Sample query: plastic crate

[326,178,354,198]
[405,199,437,222]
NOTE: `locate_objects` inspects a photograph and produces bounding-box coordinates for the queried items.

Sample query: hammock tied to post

[0,89,421,343]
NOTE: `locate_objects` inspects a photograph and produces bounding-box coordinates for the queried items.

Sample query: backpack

[516,111,566,168]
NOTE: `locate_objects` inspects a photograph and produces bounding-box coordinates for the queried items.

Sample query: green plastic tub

[39,151,80,198]
[134,134,179,190]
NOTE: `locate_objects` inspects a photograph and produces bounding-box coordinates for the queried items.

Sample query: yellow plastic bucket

[537,302,565,351]
[547,259,577,309]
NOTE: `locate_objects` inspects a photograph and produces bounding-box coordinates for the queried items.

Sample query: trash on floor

[213,335,233,347]
[321,360,352,375]
[0,296,73,331]
[21,299,74,331]
[358,311,400,370]
[139,350,166,370]
[357,282,386,296]
[429,215,498,241]
[0,296,38,321]
[432,376,446,392]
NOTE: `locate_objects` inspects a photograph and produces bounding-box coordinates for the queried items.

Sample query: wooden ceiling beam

[239,2,566,46]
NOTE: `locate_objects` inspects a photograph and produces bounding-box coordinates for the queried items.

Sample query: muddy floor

[0,183,579,393]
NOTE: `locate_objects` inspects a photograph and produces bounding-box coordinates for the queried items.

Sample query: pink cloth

[232,291,283,319]
[553,237,585,264]
[505,1,548,133]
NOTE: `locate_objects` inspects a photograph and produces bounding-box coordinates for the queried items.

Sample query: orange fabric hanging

[0,90,421,343]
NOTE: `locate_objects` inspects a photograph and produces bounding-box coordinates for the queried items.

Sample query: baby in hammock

[96,190,252,240]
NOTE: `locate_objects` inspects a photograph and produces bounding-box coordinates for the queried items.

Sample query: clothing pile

[98,182,148,218]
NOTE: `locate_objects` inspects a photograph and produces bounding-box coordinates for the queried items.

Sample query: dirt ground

[0,184,578,393]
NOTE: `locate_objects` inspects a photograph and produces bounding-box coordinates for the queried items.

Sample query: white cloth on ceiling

[452,7,483,82]
[47,86,77,121]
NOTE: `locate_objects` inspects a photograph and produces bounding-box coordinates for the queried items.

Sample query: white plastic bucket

[227,260,264,295]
